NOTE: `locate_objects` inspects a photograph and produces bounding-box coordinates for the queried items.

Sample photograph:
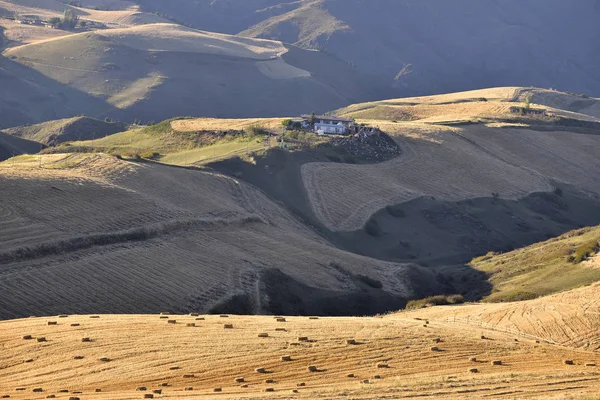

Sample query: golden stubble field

[1,284,599,399]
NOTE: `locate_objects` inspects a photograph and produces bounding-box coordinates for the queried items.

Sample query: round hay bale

[585,363,596,367]
[190,313,199,317]
[186,323,195,327]
[307,365,318,372]
[491,360,502,366]
[167,320,176,324]
[159,316,168,319]
[73,355,84,360]
[276,317,286,322]
[69,397,80,400]
[22,335,33,340]
[136,387,147,391]
[90,316,100,319]
[224,324,234,329]
[144,394,154,399]
[241,384,249,388]
[160,383,169,387]
[362,379,370,384]
[58,315,68,318]
[255,367,267,373]
[430,346,439,352]
[514,338,519,342]
[469,357,477,362]
[220,315,229,318]
[564,360,574,365]
[258,333,269,338]
[70,323,80,327]
[265,379,275,384]
[374,375,381,379]
[25,359,33,363]
[298,336,309,342]
[184,387,193,391]
[169,366,180,370]
[292,389,299,393]
[195,317,205,321]
[264,388,274,392]
[95,389,102,392]
[81,338,91,342]
[433,338,441,343]
[535,340,540,344]
[309,316,319,320]
[376,362,389,368]
[46,395,55,399]
[183,374,195,378]
[297,383,306,387]
[234,377,245,383]
[346,339,357,345]
[347,373,355,378]
[423,324,428,328]
[275,328,286,332]
[213,388,222,393]
[58,390,69,393]
[468,368,479,373]
[281,355,292,362]
[153,390,162,394]
[15,388,25,391]
[480,335,486,340]
[37,337,47,342]
[99,357,111,362]
[48,321,57,326]
[32,388,43,393]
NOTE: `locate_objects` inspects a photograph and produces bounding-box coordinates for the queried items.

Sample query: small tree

[281,119,293,129]
[48,17,62,28]
[310,112,316,126]
[62,9,80,30]
[524,94,532,110]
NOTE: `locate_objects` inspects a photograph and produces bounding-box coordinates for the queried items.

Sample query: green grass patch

[470,226,600,302]
[405,294,464,310]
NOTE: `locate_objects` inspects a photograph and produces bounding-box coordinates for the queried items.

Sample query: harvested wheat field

[1,285,599,399]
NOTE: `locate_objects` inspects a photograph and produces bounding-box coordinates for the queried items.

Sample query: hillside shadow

[0,55,125,129]
[209,140,600,305]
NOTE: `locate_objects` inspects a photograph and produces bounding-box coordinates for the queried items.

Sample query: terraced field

[1,284,599,399]
[0,153,417,319]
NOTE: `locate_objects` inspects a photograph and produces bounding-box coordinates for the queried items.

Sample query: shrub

[48,17,62,28]
[140,151,160,160]
[365,219,382,237]
[568,240,599,263]
[385,204,406,218]
[405,294,464,310]
[356,274,383,289]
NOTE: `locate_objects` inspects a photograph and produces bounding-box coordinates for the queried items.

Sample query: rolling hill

[2,116,126,146]
[0,22,387,126]
[0,130,42,160]
[0,283,599,399]
[129,0,600,97]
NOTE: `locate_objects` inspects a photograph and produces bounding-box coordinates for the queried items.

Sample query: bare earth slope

[0,130,42,160]
[0,284,599,399]
[0,153,436,320]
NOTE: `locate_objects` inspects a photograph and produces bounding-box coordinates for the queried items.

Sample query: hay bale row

[585,363,597,367]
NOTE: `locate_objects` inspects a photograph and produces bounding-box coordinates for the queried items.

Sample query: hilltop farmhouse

[300,114,355,135]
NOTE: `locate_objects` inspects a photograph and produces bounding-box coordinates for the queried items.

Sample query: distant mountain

[135,0,600,97]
